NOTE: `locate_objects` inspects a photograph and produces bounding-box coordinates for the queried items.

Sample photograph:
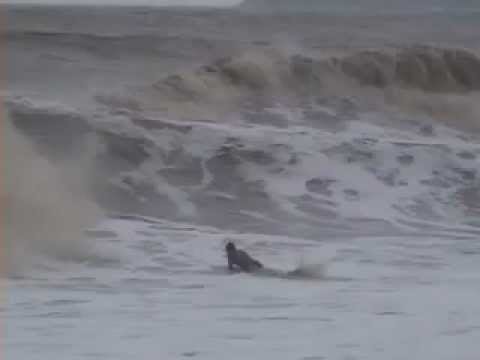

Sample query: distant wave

[5,30,223,59]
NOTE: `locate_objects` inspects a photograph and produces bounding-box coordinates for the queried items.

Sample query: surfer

[225,242,263,272]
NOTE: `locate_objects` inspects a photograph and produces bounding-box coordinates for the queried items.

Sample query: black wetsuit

[226,243,263,272]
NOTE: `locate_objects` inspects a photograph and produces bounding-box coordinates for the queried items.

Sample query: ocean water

[4,5,480,359]
[239,0,480,15]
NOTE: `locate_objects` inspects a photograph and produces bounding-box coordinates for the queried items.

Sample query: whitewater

[4,4,480,359]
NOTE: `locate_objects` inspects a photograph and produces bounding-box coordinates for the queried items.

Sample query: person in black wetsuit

[225,242,263,272]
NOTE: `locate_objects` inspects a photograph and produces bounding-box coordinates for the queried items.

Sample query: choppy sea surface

[4,4,480,359]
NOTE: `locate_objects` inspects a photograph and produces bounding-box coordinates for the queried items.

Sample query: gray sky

[5,0,242,5]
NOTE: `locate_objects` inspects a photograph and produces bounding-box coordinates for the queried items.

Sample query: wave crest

[144,46,480,125]
[158,46,480,101]
[340,46,480,92]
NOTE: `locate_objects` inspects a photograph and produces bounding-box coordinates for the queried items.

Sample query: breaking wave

[5,34,480,278]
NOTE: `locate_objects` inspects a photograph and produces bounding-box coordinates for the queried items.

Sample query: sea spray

[3,116,104,275]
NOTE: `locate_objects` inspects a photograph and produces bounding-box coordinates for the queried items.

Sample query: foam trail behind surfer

[225,241,326,280]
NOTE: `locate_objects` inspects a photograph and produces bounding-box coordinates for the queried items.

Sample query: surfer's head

[225,242,236,254]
